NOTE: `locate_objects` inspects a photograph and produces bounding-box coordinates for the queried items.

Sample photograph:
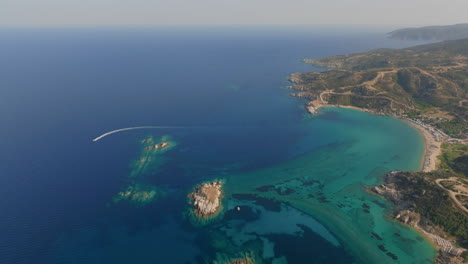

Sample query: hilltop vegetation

[290,38,468,138]
[439,143,468,176]
[377,144,468,263]
[388,24,468,41]
[387,170,468,248]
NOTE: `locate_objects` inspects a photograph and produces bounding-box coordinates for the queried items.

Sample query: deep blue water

[0,26,431,264]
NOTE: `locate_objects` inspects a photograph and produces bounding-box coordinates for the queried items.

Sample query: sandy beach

[305,100,371,115]
[307,101,442,172]
[403,120,442,172]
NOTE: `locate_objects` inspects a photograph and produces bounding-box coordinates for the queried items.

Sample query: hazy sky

[1,0,467,26]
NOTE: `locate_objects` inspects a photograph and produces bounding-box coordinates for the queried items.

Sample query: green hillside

[291,38,468,137]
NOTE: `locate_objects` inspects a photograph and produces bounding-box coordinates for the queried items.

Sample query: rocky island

[154,142,170,150]
[142,136,172,149]
[188,180,224,220]
[144,139,171,151]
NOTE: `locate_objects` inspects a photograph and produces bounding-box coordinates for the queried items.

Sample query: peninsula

[289,38,468,263]
[388,23,468,41]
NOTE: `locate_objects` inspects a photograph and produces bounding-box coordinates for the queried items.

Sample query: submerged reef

[130,135,176,178]
[211,251,261,264]
[222,256,254,264]
[196,228,264,264]
[112,134,176,206]
[113,184,160,206]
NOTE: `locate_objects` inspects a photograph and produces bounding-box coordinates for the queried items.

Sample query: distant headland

[388,23,468,41]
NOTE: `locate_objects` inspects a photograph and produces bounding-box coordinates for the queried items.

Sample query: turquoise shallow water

[224,107,435,263]
[51,107,435,264]
[0,27,436,264]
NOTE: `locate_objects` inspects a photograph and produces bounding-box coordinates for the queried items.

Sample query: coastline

[402,119,442,172]
[372,171,466,263]
[304,100,371,115]
[307,101,442,173]
[391,209,444,263]
[314,102,445,258]
[319,101,466,262]
[294,41,468,262]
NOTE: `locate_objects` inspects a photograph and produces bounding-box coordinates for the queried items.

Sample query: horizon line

[0,23,445,29]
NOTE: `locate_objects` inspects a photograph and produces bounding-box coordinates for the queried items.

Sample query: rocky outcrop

[154,142,170,150]
[189,180,223,218]
[305,102,319,114]
[372,171,467,263]
[372,171,406,205]
[395,210,421,226]
[225,258,254,264]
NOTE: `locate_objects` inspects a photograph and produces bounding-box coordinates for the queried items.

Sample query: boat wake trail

[92,126,184,142]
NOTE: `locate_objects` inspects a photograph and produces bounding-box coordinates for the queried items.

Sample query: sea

[0,25,435,264]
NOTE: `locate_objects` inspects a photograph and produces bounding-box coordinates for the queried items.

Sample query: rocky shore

[188,180,223,219]
[372,171,466,264]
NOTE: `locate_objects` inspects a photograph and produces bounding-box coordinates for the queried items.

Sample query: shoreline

[402,119,442,172]
[188,180,224,224]
[313,102,464,262]
[305,101,372,115]
[372,173,466,263]
[307,101,442,173]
